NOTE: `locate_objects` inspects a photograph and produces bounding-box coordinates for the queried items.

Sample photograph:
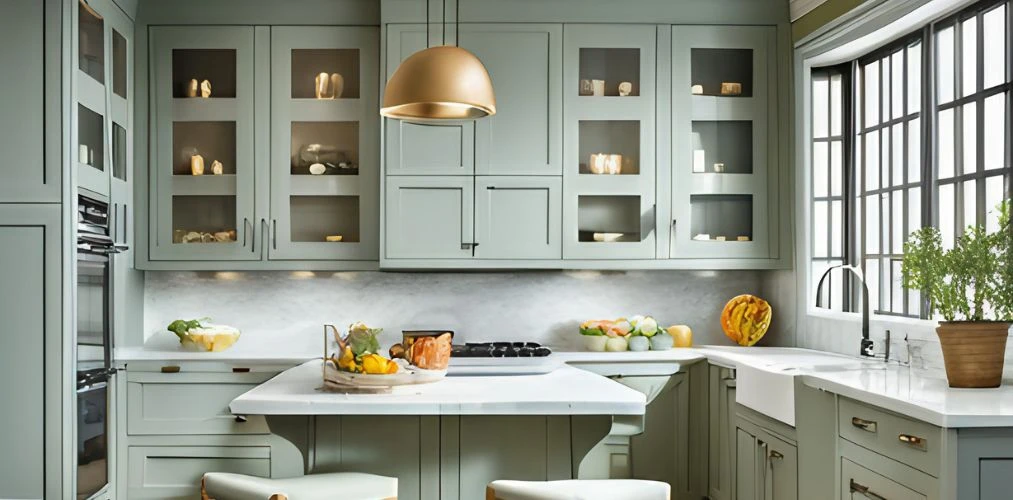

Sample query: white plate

[323,359,446,387]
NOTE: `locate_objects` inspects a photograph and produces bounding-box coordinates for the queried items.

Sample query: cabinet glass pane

[172,121,236,175]
[78,104,104,171]
[291,121,359,175]
[79,1,104,84]
[578,121,640,175]
[690,121,753,174]
[112,30,127,99]
[171,195,237,244]
[578,48,640,97]
[172,49,237,98]
[289,195,360,243]
[291,49,360,99]
[690,49,752,97]
[112,122,126,181]
[577,195,642,242]
[690,194,752,242]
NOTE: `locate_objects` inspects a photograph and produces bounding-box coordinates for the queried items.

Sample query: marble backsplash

[142,270,793,350]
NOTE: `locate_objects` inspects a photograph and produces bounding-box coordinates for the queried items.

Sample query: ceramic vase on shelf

[618,81,633,96]
[588,153,622,175]
[186,79,199,98]
[200,79,212,98]
[190,154,205,176]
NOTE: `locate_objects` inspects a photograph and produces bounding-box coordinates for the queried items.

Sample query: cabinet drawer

[127,445,270,499]
[841,458,927,500]
[838,398,941,477]
[127,379,270,435]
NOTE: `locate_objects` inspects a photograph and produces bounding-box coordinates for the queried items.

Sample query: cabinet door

[385,176,474,259]
[149,26,259,260]
[461,24,562,176]
[841,458,927,500]
[562,25,657,259]
[670,26,777,260]
[269,27,379,261]
[736,427,759,500]
[709,366,736,500]
[0,0,60,202]
[384,25,474,176]
[126,446,270,499]
[76,0,118,197]
[762,432,798,500]
[474,177,561,259]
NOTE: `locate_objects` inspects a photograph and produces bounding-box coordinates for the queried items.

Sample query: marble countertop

[229,359,647,416]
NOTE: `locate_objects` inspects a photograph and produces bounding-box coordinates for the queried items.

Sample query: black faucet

[814,264,873,358]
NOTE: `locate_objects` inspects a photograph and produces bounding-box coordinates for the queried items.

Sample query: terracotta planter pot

[936,322,1011,388]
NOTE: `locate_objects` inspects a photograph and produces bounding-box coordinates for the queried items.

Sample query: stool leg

[200,475,210,500]
[268,495,288,500]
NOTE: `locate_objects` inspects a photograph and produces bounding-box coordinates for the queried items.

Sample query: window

[810,0,1012,319]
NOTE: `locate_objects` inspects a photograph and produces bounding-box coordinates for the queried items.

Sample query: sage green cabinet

[149,26,258,261]
[562,24,657,259]
[269,26,379,261]
[384,176,475,259]
[736,417,798,500]
[841,457,928,500]
[0,0,60,202]
[669,25,778,260]
[474,177,562,259]
[126,445,271,499]
[708,365,737,500]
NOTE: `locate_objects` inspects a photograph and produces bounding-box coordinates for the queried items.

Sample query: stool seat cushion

[203,471,397,500]
[487,479,670,500]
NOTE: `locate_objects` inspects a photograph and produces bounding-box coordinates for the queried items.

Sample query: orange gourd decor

[721,294,772,346]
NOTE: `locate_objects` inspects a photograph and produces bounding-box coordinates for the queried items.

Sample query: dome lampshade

[381,45,496,121]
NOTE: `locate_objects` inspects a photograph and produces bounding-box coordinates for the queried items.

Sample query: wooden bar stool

[486,479,670,500]
[200,471,398,500]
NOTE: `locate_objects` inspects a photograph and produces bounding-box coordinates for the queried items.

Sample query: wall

[143,270,793,350]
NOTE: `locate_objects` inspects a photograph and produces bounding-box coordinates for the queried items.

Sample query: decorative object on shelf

[901,201,1013,388]
[588,153,622,175]
[690,84,703,95]
[212,230,233,242]
[381,0,495,121]
[579,79,594,96]
[190,154,205,176]
[591,79,605,97]
[713,162,726,173]
[186,79,199,98]
[692,233,710,241]
[330,73,344,98]
[592,232,624,242]
[720,294,772,347]
[715,236,727,241]
[79,144,90,165]
[618,81,633,96]
[325,235,344,242]
[314,72,331,99]
[720,82,742,95]
[174,229,236,244]
[296,144,356,175]
[211,160,223,175]
[737,236,751,242]
[200,79,212,98]
[693,150,705,173]
[308,163,327,175]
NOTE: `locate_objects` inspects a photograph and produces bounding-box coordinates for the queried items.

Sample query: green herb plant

[901,200,1012,322]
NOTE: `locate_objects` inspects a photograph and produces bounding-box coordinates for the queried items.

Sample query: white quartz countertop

[229,359,647,416]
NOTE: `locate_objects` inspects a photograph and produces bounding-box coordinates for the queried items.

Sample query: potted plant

[901,201,1012,388]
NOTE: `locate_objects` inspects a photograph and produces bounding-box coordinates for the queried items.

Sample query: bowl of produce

[167,318,241,352]
[323,323,448,389]
[580,315,671,352]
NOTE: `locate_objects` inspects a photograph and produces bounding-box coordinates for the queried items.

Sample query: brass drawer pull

[232,367,251,373]
[851,417,878,433]
[234,415,248,423]
[898,433,927,450]
[769,450,784,460]
[160,365,181,374]
[850,479,888,500]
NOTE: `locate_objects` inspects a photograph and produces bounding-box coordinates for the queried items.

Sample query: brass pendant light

[380,1,496,121]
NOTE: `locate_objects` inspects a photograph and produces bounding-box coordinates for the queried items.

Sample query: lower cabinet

[841,456,927,500]
[126,445,271,499]
[708,364,736,500]
[735,410,798,500]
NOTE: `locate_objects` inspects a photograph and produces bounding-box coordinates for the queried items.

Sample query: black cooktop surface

[452,342,552,358]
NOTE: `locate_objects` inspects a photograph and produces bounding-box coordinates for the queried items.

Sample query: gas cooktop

[452,342,552,358]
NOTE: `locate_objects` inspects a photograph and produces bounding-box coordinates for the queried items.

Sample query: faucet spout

[814,264,873,358]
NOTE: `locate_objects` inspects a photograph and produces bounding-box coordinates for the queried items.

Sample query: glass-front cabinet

[75,0,110,196]
[670,26,777,259]
[150,26,255,260]
[562,25,657,259]
[270,27,379,260]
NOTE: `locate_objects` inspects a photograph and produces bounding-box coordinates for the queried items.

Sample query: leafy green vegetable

[166,318,211,342]
[346,326,382,358]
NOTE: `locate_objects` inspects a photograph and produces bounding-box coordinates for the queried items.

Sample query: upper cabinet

[562,25,657,260]
[0,0,59,202]
[269,26,379,261]
[144,25,380,268]
[149,26,257,261]
[669,26,779,260]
